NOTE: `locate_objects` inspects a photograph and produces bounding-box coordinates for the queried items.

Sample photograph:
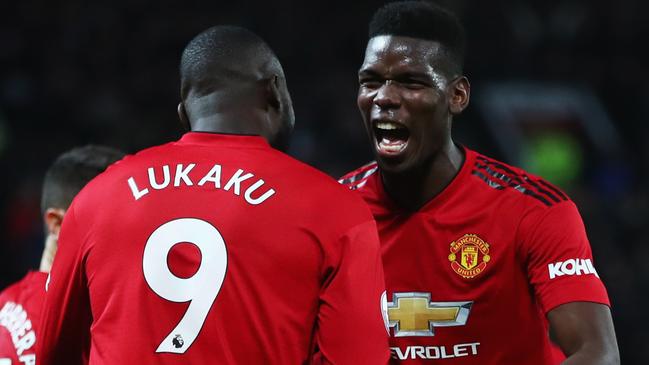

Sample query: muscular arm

[548,302,619,365]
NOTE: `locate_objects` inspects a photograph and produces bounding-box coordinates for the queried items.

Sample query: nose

[374,81,401,109]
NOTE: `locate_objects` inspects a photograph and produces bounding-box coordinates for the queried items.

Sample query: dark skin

[358,36,468,211]
[358,35,619,364]
[177,60,294,150]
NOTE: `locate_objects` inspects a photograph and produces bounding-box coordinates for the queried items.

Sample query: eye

[400,79,428,90]
[359,77,382,89]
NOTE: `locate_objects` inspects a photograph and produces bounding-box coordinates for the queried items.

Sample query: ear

[44,208,66,237]
[177,102,191,131]
[448,76,470,115]
[264,75,282,112]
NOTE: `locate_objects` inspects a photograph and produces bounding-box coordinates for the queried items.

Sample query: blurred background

[0,0,646,362]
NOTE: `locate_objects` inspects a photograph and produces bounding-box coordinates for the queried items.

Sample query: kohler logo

[548,258,599,280]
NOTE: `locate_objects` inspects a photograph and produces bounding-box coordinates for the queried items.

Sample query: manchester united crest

[448,234,491,278]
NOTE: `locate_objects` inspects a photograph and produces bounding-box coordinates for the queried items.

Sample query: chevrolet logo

[387,292,473,337]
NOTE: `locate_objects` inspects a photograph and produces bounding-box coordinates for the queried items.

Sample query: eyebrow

[358,69,433,82]
[397,72,432,80]
[358,69,381,77]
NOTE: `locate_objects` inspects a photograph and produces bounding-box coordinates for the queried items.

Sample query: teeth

[375,122,403,130]
[379,138,406,153]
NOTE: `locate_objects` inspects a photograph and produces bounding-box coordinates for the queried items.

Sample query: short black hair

[41,145,125,213]
[369,1,466,75]
[179,25,280,100]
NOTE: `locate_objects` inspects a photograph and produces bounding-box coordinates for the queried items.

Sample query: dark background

[0,0,646,362]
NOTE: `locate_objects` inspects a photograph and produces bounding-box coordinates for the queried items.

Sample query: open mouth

[373,121,410,155]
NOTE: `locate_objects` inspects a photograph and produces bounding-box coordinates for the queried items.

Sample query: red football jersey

[0,271,48,365]
[340,147,609,364]
[38,132,389,365]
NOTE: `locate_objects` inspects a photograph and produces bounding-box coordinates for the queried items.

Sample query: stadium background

[0,0,646,362]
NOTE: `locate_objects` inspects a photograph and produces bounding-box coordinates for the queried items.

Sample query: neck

[39,234,58,273]
[185,91,270,138]
[382,142,464,211]
[190,109,268,138]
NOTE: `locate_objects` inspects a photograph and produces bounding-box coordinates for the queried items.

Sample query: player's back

[46,132,387,364]
[0,272,47,365]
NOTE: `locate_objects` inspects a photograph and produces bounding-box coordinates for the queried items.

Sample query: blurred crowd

[0,0,647,362]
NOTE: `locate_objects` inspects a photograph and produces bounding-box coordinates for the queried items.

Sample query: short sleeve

[520,201,610,314]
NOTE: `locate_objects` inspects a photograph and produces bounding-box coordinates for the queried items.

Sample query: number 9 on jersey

[142,218,228,354]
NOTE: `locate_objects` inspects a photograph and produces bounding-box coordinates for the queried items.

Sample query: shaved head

[180,26,284,100]
[178,25,294,151]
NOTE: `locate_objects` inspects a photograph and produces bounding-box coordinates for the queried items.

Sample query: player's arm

[36,205,91,365]
[548,302,619,365]
[316,220,390,365]
[522,200,619,365]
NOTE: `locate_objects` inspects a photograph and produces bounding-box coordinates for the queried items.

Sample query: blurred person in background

[340,1,619,364]
[37,25,389,365]
[0,145,125,365]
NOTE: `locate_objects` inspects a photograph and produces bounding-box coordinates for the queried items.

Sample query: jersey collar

[178,132,270,148]
[373,145,477,214]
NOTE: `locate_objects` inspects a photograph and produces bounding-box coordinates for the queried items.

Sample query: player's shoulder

[0,271,47,303]
[277,152,371,206]
[0,278,21,301]
[73,142,175,193]
[100,141,176,174]
[60,141,176,219]
[469,149,572,210]
[260,152,376,226]
[21,271,48,290]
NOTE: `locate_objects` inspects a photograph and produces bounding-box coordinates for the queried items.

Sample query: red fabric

[341,147,609,364]
[0,271,48,365]
[38,132,389,365]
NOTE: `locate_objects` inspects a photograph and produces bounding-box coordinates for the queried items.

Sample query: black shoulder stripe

[521,176,563,203]
[476,157,563,204]
[537,179,569,201]
[471,170,505,190]
[476,156,518,175]
[339,165,378,186]
[521,185,551,206]
[474,163,552,206]
[476,160,558,205]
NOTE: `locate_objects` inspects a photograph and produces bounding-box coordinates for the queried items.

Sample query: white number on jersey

[142,218,228,353]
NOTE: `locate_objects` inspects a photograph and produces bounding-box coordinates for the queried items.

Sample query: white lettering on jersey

[390,342,480,360]
[128,177,150,200]
[0,302,37,363]
[223,169,254,195]
[198,164,222,188]
[174,164,196,187]
[243,180,275,205]
[148,165,171,189]
[127,163,276,205]
[548,258,599,279]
